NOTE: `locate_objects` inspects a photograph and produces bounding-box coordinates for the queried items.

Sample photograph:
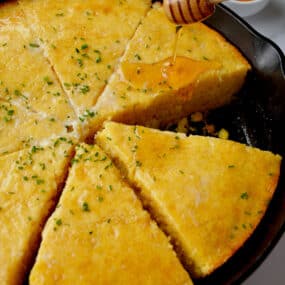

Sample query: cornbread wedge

[91,3,250,132]
[96,122,281,278]
[19,0,151,137]
[30,144,192,285]
[0,138,74,285]
[0,2,78,155]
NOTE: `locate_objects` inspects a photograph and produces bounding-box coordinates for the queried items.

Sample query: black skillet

[155,1,285,284]
[201,5,285,285]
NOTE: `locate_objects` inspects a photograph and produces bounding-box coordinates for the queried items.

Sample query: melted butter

[121,56,220,92]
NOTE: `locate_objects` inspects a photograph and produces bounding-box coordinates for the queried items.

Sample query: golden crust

[30,144,192,285]
[0,2,78,156]
[90,4,250,132]
[0,1,280,283]
[0,139,74,285]
[96,122,281,277]
[19,0,151,137]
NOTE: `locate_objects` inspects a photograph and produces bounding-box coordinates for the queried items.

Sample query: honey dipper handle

[163,0,225,25]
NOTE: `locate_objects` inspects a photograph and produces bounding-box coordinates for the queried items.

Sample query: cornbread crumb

[218,128,230,140]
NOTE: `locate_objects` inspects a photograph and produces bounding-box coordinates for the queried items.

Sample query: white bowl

[223,0,270,18]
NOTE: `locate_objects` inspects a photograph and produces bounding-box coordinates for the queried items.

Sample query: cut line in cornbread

[19,0,151,138]
[88,3,250,133]
[0,138,74,285]
[0,2,79,156]
[30,144,192,285]
[96,122,281,278]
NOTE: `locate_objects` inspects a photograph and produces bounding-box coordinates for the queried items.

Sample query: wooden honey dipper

[163,0,224,24]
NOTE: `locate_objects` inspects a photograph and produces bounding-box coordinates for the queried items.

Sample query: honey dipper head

[163,0,216,24]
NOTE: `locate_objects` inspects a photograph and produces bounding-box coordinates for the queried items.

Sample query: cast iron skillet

[200,5,285,285]
[16,1,285,283]
[155,1,285,284]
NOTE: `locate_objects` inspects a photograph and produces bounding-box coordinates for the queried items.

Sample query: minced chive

[36,179,44,185]
[95,56,102,63]
[82,202,90,212]
[29,43,40,48]
[7,110,14,116]
[240,192,249,200]
[136,160,142,167]
[134,53,141,60]
[79,85,90,94]
[81,44,88,50]
[43,76,53,85]
[77,58,83,67]
[39,162,46,170]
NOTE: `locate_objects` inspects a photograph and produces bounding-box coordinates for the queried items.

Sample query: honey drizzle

[172,25,183,65]
[121,56,220,92]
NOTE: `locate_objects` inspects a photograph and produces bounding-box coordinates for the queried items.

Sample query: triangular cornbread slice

[0,2,78,155]
[96,122,281,277]
[0,138,74,285]
[19,0,151,137]
[30,144,192,285]
[90,3,250,132]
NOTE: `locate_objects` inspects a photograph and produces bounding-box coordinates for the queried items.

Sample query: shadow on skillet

[155,1,285,284]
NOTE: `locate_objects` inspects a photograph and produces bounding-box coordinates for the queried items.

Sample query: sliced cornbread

[90,3,250,132]
[0,1,279,283]
[30,144,192,285]
[96,122,281,277]
[0,138,74,285]
[0,1,78,156]
[19,0,151,137]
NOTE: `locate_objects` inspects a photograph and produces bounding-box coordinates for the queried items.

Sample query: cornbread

[91,3,250,132]
[0,0,280,283]
[0,2,78,156]
[96,122,281,277]
[19,0,151,137]
[0,138,74,285]
[30,144,192,285]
